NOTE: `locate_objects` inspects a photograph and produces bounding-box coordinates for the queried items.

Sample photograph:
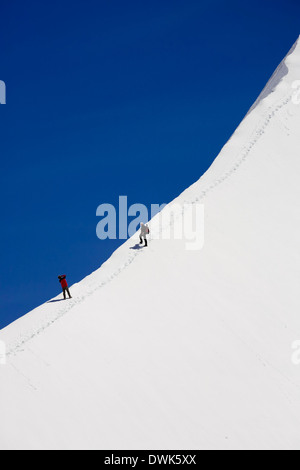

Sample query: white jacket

[140,224,149,237]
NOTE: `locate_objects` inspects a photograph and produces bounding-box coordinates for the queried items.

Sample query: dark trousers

[63,287,72,299]
[140,236,148,246]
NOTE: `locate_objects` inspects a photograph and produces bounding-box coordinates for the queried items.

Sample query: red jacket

[59,276,68,289]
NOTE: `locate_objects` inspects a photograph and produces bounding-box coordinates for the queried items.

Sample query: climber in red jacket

[58,275,72,300]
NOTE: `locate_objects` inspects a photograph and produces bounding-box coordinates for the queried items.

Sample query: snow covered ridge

[178,35,300,202]
[247,37,300,115]
[1,37,300,450]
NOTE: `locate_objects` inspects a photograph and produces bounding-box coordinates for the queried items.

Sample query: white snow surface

[1,38,300,450]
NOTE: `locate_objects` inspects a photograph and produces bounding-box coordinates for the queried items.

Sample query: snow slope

[1,38,300,450]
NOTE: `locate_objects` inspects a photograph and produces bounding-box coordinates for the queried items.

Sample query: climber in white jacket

[139,223,149,247]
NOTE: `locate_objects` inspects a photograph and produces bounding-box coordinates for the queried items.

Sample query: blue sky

[0,0,299,328]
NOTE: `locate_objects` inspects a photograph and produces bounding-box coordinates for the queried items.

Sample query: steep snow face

[1,38,300,451]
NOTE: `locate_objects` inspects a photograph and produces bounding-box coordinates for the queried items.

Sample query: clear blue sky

[0,0,299,329]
